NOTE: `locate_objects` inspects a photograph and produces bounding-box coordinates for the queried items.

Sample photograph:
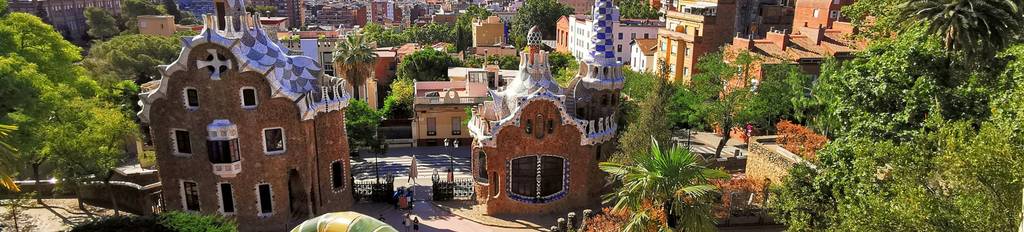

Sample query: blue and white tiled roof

[138,11,349,123]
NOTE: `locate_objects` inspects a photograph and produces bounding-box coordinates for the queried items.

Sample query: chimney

[732,33,755,50]
[799,25,826,45]
[766,30,789,50]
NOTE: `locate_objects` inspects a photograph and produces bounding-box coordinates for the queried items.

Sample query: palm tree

[900,0,1023,58]
[0,124,20,192]
[333,33,379,101]
[600,137,730,232]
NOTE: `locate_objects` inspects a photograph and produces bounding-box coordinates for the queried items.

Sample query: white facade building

[566,14,662,64]
[629,39,657,73]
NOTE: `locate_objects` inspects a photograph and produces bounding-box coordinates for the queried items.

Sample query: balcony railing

[212,161,242,178]
[414,97,488,105]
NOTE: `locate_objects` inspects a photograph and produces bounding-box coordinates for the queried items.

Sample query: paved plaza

[352,146,473,187]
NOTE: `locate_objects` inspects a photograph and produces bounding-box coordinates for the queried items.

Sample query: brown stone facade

[471,100,607,216]
[147,43,352,231]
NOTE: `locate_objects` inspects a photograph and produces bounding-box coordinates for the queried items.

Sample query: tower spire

[586,0,620,65]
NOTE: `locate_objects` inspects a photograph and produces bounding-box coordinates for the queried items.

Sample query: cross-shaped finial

[196,49,232,80]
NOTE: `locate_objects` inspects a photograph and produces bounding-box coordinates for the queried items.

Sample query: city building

[468,45,518,57]
[8,0,122,42]
[656,0,737,82]
[558,0,594,14]
[726,19,862,79]
[629,39,658,72]
[251,0,305,28]
[725,0,862,79]
[138,15,176,36]
[411,66,515,146]
[794,0,853,29]
[468,0,624,216]
[560,14,662,64]
[472,15,506,47]
[137,1,353,230]
[555,16,571,53]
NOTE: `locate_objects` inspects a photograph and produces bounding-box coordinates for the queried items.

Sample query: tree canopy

[345,100,383,153]
[82,34,182,85]
[509,0,574,48]
[85,7,120,40]
[766,12,1024,232]
[614,0,661,19]
[0,12,137,193]
[396,49,461,81]
[381,78,414,119]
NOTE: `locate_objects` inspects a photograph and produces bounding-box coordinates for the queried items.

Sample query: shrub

[775,120,828,160]
[71,211,237,232]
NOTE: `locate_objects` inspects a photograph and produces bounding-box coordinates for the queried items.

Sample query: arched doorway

[288,169,311,221]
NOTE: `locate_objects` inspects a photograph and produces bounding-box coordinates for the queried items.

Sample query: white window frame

[830,10,840,19]
[262,127,286,155]
[255,183,274,217]
[171,129,192,157]
[217,182,236,215]
[180,180,200,212]
[240,87,258,109]
[813,9,821,18]
[183,87,199,110]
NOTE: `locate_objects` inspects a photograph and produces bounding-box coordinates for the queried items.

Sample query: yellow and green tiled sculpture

[290,212,398,232]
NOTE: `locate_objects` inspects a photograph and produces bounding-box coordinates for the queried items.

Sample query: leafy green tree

[510,0,574,48]
[0,0,8,16]
[83,34,182,85]
[682,52,755,156]
[85,7,120,40]
[162,0,182,23]
[621,69,660,101]
[333,33,379,101]
[382,78,414,119]
[601,139,729,231]
[361,23,407,48]
[345,100,382,153]
[614,0,661,19]
[768,34,1024,232]
[0,12,136,207]
[810,30,990,140]
[616,66,673,161]
[739,64,802,131]
[900,0,1023,59]
[396,49,461,81]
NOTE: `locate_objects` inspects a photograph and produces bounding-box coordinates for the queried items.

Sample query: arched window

[546,119,554,134]
[525,119,533,134]
[507,155,567,203]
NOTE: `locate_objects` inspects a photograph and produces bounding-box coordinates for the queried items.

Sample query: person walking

[412,217,419,232]
[403,213,412,232]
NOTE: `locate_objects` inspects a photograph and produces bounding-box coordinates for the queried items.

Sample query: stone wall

[744,142,811,184]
